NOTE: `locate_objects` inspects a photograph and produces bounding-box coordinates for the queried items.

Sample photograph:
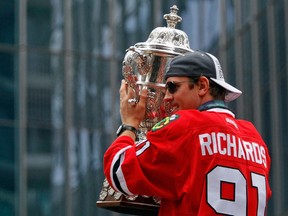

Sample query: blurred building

[0,0,287,216]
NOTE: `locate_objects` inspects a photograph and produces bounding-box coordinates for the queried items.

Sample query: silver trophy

[97,5,193,215]
[122,5,193,140]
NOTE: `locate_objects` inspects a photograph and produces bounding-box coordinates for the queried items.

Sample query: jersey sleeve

[103,113,192,200]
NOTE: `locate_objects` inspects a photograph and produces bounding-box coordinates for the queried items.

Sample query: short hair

[188,77,226,100]
[208,79,226,100]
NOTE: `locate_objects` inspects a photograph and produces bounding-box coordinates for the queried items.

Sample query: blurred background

[0,0,287,215]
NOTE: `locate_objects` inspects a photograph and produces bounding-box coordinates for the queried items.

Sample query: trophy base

[96,195,159,215]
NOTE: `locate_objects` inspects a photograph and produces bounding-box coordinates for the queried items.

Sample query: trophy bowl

[97,5,193,215]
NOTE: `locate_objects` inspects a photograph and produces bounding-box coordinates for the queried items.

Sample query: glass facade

[0,0,287,216]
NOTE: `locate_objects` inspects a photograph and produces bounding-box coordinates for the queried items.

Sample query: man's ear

[198,76,210,96]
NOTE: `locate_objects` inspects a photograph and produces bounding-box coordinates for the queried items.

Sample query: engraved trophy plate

[97,5,193,215]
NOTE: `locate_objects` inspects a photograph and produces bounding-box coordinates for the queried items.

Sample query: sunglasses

[165,81,194,94]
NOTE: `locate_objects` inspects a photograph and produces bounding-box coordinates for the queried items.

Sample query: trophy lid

[135,5,192,55]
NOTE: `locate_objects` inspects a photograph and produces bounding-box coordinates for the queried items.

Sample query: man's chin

[164,103,179,116]
[170,107,179,115]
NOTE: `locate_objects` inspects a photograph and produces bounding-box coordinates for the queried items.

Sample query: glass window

[27,1,52,47]
[0,125,15,216]
[0,52,16,121]
[0,1,16,44]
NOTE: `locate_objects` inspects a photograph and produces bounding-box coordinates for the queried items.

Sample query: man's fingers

[127,84,136,99]
[138,88,148,106]
[119,80,148,110]
[119,79,128,99]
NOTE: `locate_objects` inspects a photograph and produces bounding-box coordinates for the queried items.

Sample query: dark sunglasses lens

[166,82,178,94]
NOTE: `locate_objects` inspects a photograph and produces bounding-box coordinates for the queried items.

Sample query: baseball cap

[164,50,242,102]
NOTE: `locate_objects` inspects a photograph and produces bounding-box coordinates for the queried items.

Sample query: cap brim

[210,78,242,102]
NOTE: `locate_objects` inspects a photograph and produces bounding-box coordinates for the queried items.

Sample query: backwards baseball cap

[164,50,242,102]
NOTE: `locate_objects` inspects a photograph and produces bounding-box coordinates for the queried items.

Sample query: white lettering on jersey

[199,132,267,168]
[225,117,238,129]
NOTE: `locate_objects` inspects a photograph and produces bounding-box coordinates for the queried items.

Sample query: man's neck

[198,100,227,111]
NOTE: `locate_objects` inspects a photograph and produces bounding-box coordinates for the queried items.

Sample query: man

[104,50,272,215]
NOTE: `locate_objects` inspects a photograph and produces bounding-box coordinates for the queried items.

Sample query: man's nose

[163,91,173,101]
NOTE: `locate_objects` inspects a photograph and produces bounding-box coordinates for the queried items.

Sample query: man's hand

[119,79,148,130]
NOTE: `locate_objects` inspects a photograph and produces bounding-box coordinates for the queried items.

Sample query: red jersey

[104,107,271,216]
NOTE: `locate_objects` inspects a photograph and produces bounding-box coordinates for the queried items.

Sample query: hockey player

[104,50,271,216]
